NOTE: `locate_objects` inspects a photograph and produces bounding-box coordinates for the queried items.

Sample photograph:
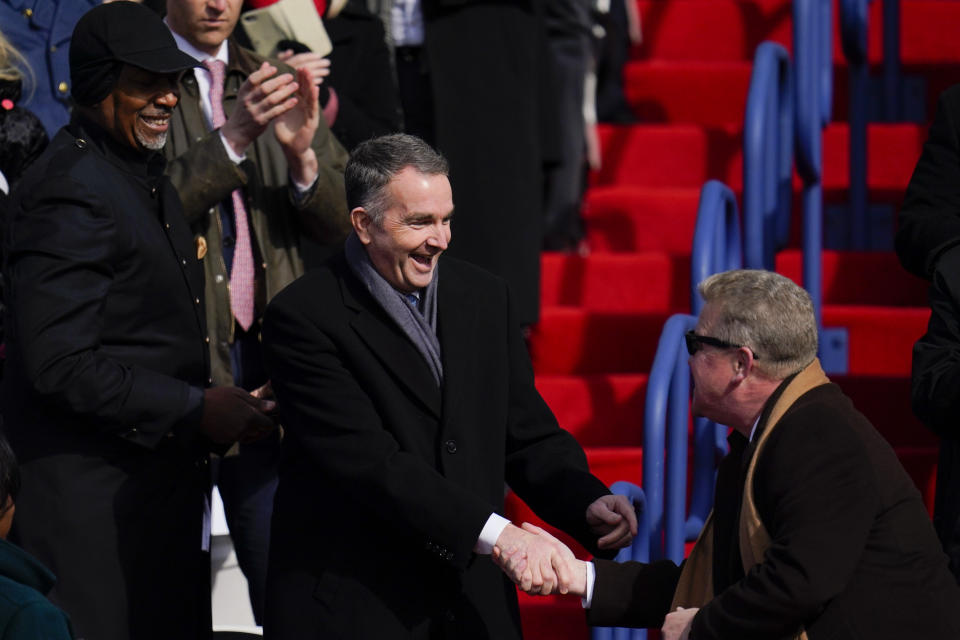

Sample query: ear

[731,346,754,382]
[351,207,373,244]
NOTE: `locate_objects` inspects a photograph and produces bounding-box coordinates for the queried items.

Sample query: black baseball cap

[70,1,198,106]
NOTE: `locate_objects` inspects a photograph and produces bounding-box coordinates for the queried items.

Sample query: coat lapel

[437,263,479,429]
[339,265,442,418]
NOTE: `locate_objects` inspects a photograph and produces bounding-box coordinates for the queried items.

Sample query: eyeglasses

[684,330,758,359]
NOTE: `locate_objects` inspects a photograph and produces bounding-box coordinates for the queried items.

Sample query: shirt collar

[165,19,230,65]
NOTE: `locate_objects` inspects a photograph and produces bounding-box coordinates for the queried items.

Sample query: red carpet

[516,0,953,636]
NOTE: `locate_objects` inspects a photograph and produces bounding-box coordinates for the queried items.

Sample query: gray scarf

[345,232,443,386]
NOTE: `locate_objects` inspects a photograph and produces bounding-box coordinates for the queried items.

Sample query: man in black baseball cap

[2,2,278,639]
[69,0,198,150]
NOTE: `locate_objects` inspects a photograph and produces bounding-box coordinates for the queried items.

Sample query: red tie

[203,59,255,331]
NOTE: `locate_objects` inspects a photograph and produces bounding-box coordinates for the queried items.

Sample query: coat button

[181,258,188,266]
[194,297,200,305]
[74,138,87,149]
[445,440,457,454]
[445,610,456,622]
[57,81,68,94]
[22,8,32,17]
[215,274,225,284]
[204,336,210,344]
[165,222,170,229]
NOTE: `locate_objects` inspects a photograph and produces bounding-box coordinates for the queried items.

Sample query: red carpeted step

[823,305,930,376]
[775,250,928,306]
[530,309,671,375]
[540,252,690,312]
[593,123,925,192]
[582,186,701,254]
[536,374,649,446]
[634,0,960,66]
[624,61,752,126]
[591,124,739,189]
[518,594,588,640]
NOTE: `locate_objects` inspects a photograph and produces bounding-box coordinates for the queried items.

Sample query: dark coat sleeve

[911,244,960,437]
[896,84,960,279]
[689,408,876,639]
[4,601,74,640]
[586,558,682,629]
[499,280,613,556]
[6,176,200,446]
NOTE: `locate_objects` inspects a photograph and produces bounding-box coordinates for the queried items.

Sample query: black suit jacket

[588,383,960,639]
[261,252,611,639]
[1,118,213,640]
[897,83,960,279]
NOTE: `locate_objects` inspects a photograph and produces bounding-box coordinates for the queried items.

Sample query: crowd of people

[0,1,958,640]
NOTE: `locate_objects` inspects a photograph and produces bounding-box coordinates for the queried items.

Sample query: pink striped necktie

[203,58,255,331]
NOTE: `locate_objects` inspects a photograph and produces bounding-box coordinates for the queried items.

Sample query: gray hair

[345,134,449,226]
[698,269,818,379]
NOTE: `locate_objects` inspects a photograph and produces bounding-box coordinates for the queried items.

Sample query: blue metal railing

[795,0,849,373]
[743,42,794,270]
[591,481,650,640]
[691,180,743,316]
[840,0,870,249]
[794,0,832,331]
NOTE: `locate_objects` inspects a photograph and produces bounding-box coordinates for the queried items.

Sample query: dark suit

[1,118,213,640]
[261,252,612,639]
[587,382,960,639]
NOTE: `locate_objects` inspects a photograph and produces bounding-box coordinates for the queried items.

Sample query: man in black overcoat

[261,133,636,639]
[1,3,275,639]
[500,270,960,640]
[896,83,960,583]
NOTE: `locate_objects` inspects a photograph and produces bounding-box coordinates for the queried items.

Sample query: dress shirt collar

[165,20,230,65]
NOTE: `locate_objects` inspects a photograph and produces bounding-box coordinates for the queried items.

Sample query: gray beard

[137,130,167,151]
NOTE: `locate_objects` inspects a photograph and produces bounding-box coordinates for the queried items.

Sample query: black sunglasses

[684,330,759,359]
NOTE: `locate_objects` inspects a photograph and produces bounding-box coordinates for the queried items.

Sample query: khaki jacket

[165,39,350,386]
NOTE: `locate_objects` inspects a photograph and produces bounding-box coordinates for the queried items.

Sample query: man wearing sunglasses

[499,269,960,640]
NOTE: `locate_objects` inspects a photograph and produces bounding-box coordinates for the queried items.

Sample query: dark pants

[215,320,278,624]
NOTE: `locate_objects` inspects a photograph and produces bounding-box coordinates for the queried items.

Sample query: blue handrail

[642,313,705,565]
[794,0,832,330]
[743,42,793,270]
[691,180,743,316]
[591,481,650,640]
[840,0,870,249]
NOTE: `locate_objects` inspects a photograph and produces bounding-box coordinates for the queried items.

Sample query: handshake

[491,494,637,597]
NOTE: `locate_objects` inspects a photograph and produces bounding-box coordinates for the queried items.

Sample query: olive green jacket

[165,39,350,386]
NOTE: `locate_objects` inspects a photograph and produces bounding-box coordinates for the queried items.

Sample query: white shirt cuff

[290,173,319,199]
[581,561,596,608]
[474,513,511,555]
[218,130,247,164]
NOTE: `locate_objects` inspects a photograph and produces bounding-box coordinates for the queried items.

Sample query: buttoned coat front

[1,119,213,640]
[261,252,613,639]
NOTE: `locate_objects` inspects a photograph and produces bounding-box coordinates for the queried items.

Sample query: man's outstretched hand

[492,523,587,596]
[587,494,638,550]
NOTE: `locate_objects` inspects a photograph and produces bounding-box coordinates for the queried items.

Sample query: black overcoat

[1,119,213,640]
[420,0,548,325]
[261,251,611,639]
[587,383,960,639]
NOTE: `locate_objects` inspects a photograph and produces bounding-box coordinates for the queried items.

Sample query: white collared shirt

[391,0,425,46]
